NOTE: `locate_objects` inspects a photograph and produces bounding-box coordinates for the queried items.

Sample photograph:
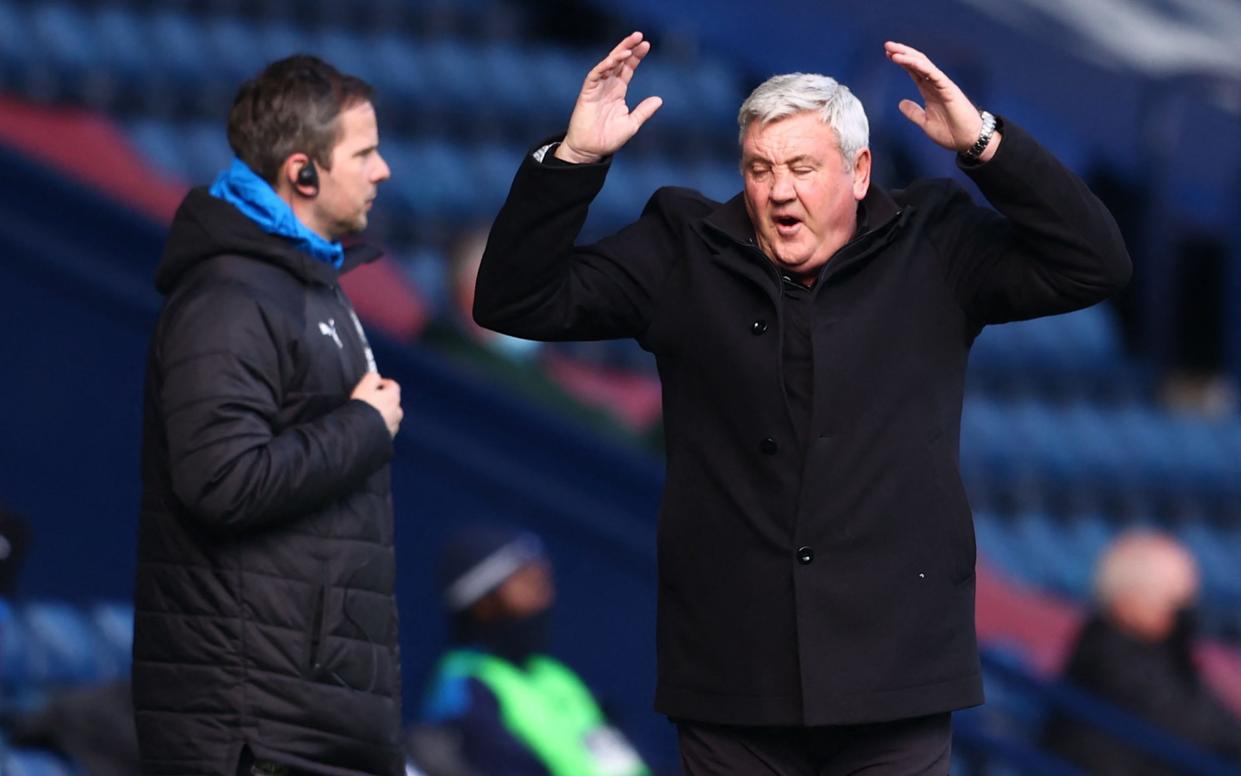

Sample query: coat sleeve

[927,119,1132,325]
[473,145,685,343]
[158,283,393,532]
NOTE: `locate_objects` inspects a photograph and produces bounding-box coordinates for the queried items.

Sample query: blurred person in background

[414,524,649,776]
[135,55,405,776]
[473,31,1131,774]
[1043,530,1241,774]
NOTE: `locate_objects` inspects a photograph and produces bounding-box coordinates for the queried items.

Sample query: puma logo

[318,319,342,349]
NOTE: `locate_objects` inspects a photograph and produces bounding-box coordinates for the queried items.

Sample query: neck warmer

[209,158,345,268]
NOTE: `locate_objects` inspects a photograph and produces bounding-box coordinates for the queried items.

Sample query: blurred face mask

[461,607,553,664]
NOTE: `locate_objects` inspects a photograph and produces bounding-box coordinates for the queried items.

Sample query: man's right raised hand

[554,31,663,165]
[351,371,403,438]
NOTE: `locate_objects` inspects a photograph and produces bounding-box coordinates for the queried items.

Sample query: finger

[884,40,925,59]
[898,99,927,129]
[885,41,940,84]
[356,371,381,389]
[630,95,663,128]
[588,32,644,82]
[618,39,652,85]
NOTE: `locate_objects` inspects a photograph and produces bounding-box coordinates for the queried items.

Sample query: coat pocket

[302,562,331,677]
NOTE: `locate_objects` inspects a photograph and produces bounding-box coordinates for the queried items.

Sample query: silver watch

[961,110,997,161]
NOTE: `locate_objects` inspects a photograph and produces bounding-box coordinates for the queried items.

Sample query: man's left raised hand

[885,41,1000,162]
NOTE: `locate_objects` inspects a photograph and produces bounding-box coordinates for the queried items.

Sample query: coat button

[751,319,768,335]
[797,546,815,565]
[760,437,778,455]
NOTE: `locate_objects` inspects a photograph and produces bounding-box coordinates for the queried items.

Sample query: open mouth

[773,214,801,235]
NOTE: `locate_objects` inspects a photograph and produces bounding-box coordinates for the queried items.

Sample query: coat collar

[699,182,905,288]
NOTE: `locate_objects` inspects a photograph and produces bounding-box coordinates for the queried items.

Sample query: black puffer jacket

[134,189,403,775]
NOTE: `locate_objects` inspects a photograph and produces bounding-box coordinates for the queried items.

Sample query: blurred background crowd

[1,0,1240,773]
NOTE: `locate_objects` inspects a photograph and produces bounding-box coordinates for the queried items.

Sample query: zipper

[331,285,378,374]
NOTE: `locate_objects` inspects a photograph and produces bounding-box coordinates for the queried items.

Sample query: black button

[760,437,778,455]
[751,319,768,336]
[797,546,814,565]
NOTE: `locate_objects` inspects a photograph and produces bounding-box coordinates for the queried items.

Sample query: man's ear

[852,147,872,201]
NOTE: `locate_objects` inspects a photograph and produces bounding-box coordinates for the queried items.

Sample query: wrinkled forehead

[740,110,842,162]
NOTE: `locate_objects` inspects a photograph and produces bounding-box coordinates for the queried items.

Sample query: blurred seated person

[422,229,662,449]
[1043,530,1241,773]
[415,524,649,776]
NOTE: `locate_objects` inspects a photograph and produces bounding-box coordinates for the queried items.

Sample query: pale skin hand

[554,31,664,164]
[885,41,1001,162]
[351,371,403,438]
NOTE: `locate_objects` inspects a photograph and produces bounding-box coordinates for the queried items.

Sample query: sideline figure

[135,56,405,775]
[474,32,1131,774]
[418,524,650,776]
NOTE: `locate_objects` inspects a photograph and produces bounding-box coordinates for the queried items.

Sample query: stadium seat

[20,601,110,686]
[1,749,79,776]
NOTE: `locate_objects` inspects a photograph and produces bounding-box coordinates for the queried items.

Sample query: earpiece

[296,161,319,194]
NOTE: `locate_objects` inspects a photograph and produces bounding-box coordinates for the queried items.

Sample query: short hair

[1093,529,1197,609]
[226,54,374,185]
[737,73,869,167]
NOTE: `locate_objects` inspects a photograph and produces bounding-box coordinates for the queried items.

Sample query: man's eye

[793,167,813,175]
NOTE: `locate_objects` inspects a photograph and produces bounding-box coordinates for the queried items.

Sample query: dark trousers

[677,713,952,776]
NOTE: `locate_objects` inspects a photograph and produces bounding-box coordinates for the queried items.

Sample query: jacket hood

[155,187,382,294]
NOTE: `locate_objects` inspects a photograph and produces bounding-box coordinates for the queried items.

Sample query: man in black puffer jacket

[135,55,405,776]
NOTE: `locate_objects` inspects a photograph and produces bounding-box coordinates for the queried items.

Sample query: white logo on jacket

[318,319,343,349]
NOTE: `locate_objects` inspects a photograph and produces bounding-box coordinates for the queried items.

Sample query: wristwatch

[960,110,997,161]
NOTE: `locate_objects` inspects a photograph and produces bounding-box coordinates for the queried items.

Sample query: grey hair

[737,73,869,167]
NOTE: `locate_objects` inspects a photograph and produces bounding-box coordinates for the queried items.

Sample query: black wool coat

[474,121,1131,726]
[135,190,403,775]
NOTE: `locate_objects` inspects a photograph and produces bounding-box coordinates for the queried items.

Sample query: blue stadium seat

[2,749,79,776]
[0,0,33,66]
[1179,519,1241,601]
[974,510,1031,581]
[28,3,99,85]
[125,119,193,181]
[422,39,486,109]
[308,29,377,89]
[181,122,233,185]
[21,601,109,686]
[970,304,1123,391]
[1011,511,1081,597]
[91,601,134,673]
[147,9,211,84]
[368,34,431,110]
[0,597,28,692]
[93,7,154,84]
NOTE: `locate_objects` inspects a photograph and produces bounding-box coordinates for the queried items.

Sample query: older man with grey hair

[474,31,1131,774]
[1043,531,1241,774]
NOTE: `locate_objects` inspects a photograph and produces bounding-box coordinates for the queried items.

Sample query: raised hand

[555,31,664,164]
[885,41,1000,161]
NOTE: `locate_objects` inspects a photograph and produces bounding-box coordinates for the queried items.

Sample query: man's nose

[770,169,794,201]
[373,153,391,183]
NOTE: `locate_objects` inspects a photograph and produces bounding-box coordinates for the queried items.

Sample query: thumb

[354,370,382,392]
[630,95,663,129]
[898,99,926,129]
